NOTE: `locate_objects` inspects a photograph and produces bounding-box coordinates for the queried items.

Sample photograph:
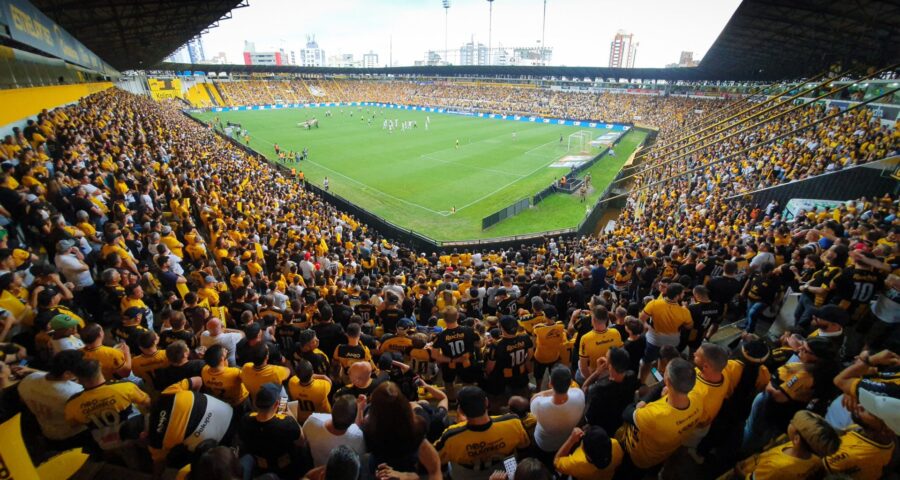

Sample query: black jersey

[274,323,304,356]
[433,326,480,367]
[832,267,885,321]
[491,334,533,381]
[354,303,376,323]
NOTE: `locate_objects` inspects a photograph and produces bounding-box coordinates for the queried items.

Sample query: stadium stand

[0,1,899,480]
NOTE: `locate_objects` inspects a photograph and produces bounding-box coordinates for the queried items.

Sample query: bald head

[349,361,373,387]
[206,318,223,335]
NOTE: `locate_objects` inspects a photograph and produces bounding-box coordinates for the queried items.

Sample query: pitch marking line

[454,158,556,214]
[246,135,452,217]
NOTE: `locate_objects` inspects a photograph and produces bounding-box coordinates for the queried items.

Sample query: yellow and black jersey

[354,303,377,324]
[807,266,842,306]
[147,390,234,462]
[824,427,895,479]
[132,350,169,387]
[64,380,149,427]
[831,267,885,322]
[333,343,372,371]
[517,313,546,335]
[490,335,533,380]
[735,441,822,480]
[533,321,567,364]
[287,377,331,422]
[579,328,623,367]
[690,370,728,428]
[409,347,437,380]
[772,362,814,404]
[82,345,127,380]
[240,363,291,401]
[378,334,413,358]
[292,349,330,376]
[434,326,480,368]
[619,395,702,469]
[555,439,623,480]
[201,365,248,407]
[435,414,530,469]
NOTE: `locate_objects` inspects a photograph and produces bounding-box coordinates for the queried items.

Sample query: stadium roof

[699,0,900,79]
[29,0,247,71]
[29,0,900,80]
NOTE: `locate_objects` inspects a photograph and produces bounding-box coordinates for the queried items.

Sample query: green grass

[193,106,645,242]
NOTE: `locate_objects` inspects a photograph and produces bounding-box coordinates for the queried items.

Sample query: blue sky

[197,0,742,67]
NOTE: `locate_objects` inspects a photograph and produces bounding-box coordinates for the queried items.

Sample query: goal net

[567,130,594,155]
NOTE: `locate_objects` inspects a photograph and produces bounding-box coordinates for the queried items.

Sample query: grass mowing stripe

[192,107,641,241]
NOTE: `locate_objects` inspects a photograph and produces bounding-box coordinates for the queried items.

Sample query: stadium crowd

[210,79,719,135]
[0,84,897,480]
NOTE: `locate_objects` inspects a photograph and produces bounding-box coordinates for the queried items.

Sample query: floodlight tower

[540,0,547,65]
[487,0,494,65]
[443,0,451,65]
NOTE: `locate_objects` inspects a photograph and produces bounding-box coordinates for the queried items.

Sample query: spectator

[302,394,366,467]
[530,366,585,459]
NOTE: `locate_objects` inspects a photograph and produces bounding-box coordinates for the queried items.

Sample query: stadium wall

[0,81,113,132]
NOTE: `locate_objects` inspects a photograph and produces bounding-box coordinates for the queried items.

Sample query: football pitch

[192,106,646,242]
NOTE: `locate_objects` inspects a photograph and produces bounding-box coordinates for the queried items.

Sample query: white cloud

[198,0,741,67]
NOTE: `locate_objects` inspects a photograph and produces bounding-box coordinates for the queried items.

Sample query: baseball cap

[56,239,76,252]
[255,383,281,409]
[790,410,841,457]
[582,426,614,468]
[496,287,507,296]
[123,307,143,319]
[858,384,900,435]
[50,314,79,330]
[397,318,415,330]
[204,275,217,284]
[810,304,849,326]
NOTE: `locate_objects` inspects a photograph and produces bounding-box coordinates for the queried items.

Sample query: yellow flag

[0,414,88,480]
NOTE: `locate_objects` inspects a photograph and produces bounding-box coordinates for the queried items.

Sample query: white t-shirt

[301,413,366,467]
[55,253,94,288]
[17,372,86,440]
[200,331,243,366]
[50,335,85,355]
[531,388,585,452]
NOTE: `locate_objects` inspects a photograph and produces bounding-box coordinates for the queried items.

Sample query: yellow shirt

[533,322,567,364]
[578,328,624,368]
[775,363,815,404]
[287,377,332,422]
[64,380,149,425]
[435,414,530,469]
[82,345,126,380]
[554,439,623,480]
[642,298,692,335]
[823,428,895,480]
[736,441,821,480]
[202,365,249,406]
[240,363,291,401]
[619,395,702,469]
[132,350,169,387]
[691,371,728,428]
[517,313,546,335]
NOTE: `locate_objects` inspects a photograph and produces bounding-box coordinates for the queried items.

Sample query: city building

[208,52,229,65]
[299,36,325,67]
[186,38,205,64]
[362,51,379,68]
[327,53,357,68]
[242,41,284,66]
[608,30,637,68]
[460,40,488,66]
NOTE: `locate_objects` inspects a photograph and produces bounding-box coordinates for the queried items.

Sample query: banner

[148,78,183,100]
[1,0,116,75]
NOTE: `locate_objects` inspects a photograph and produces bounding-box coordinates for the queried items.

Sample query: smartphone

[650,367,663,382]
[503,456,517,479]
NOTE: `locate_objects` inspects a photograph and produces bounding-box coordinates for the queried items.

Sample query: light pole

[540,0,547,65]
[443,0,451,65]
[487,0,494,65]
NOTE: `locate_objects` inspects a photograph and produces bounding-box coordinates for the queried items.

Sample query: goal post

[567,130,594,155]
